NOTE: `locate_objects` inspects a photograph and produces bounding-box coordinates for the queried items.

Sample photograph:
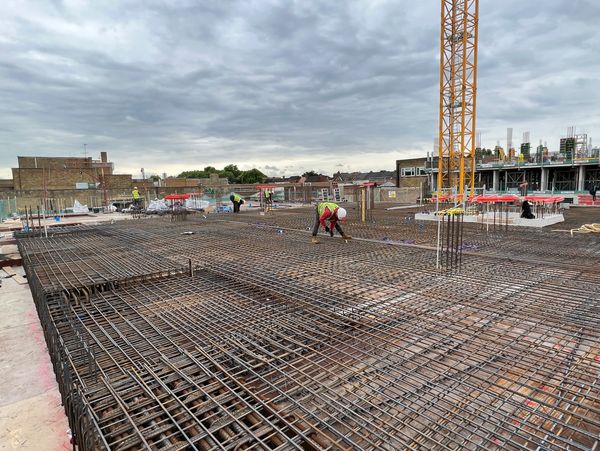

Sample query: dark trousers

[312,206,343,236]
[232,201,241,213]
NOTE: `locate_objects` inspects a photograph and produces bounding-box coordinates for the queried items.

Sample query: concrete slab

[0,271,34,331]
[0,211,132,233]
[414,212,565,227]
[0,391,70,450]
[0,268,68,450]
[0,244,18,255]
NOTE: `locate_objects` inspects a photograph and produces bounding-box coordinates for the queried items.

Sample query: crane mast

[437,0,479,196]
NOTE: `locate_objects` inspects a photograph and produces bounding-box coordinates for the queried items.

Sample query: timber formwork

[18,213,600,450]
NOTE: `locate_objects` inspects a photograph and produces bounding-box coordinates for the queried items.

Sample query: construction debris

[72,200,89,214]
[570,223,600,236]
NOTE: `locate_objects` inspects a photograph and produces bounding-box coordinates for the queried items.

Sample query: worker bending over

[312,202,351,244]
[521,200,535,219]
[230,192,244,213]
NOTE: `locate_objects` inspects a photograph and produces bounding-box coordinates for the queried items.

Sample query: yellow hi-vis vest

[318,202,339,218]
[132,189,140,199]
[232,193,242,202]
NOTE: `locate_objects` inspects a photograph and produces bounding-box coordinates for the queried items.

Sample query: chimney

[100,151,107,163]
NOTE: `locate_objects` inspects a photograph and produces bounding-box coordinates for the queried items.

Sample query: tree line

[178,164,267,184]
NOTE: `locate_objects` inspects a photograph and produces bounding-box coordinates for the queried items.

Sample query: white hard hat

[337,207,347,220]
[134,186,138,189]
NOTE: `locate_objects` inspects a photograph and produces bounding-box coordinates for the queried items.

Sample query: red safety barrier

[524,195,564,204]
[473,194,519,203]
[164,194,190,200]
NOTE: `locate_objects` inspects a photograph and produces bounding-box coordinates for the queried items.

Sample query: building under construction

[2,1,599,448]
[396,138,600,204]
[8,204,600,450]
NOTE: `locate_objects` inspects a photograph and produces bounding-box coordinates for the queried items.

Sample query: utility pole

[101,167,109,209]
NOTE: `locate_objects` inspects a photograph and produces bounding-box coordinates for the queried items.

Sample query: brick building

[395,157,429,189]
[1,152,135,210]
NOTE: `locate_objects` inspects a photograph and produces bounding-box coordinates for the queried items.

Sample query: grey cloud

[1,0,600,178]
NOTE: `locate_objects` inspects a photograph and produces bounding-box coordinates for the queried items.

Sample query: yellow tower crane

[437,0,479,197]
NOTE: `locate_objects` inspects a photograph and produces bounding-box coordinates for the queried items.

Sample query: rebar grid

[18,232,187,296]
[199,206,600,267]
[18,218,600,450]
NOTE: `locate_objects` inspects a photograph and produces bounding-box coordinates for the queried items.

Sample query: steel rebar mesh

[18,216,600,450]
[195,206,600,267]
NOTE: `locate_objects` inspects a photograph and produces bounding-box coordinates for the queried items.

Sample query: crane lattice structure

[437,0,479,196]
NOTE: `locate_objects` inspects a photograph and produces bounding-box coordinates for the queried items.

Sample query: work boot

[311,236,320,244]
[341,234,352,241]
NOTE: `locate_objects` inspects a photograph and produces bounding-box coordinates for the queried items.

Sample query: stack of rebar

[18,216,600,450]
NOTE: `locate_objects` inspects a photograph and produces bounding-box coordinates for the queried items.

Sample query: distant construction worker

[521,200,535,219]
[229,192,244,213]
[264,190,272,205]
[132,186,141,208]
[590,185,597,202]
[311,201,351,244]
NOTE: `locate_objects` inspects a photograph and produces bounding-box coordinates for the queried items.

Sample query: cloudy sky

[1,0,599,178]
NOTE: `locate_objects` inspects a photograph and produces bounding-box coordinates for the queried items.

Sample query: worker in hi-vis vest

[132,186,141,208]
[229,192,244,213]
[264,190,272,205]
[311,201,351,244]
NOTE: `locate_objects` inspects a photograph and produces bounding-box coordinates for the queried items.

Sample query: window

[417,167,426,176]
[401,167,416,177]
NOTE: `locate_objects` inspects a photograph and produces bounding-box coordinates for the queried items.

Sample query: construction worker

[229,192,244,213]
[521,200,535,219]
[132,186,141,208]
[311,201,351,244]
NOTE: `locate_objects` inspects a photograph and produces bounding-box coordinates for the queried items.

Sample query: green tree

[222,164,241,178]
[302,170,318,177]
[218,170,231,182]
[178,170,206,178]
[219,164,242,183]
[179,165,266,183]
[149,175,161,182]
[178,166,219,178]
[239,168,266,184]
